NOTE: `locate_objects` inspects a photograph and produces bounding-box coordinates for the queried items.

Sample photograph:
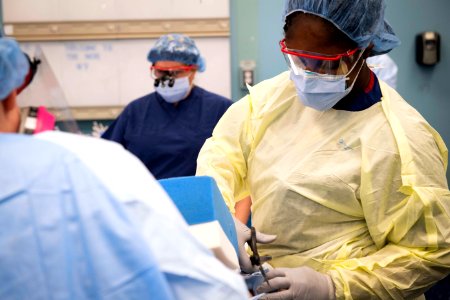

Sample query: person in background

[367,53,398,89]
[196,0,450,299]
[102,33,232,180]
[0,37,247,300]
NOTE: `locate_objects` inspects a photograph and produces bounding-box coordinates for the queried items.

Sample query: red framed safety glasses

[279,39,362,75]
[150,65,197,79]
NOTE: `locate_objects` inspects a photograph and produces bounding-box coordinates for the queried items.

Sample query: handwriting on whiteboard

[65,43,113,71]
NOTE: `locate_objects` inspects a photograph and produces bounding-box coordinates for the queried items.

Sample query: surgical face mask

[155,76,191,103]
[290,55,365,111]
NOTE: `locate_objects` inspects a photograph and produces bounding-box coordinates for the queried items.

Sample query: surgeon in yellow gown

[196,0,450,299]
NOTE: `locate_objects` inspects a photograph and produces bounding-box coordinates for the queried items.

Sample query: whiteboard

[19,38,231,107]
[3,0,229,22]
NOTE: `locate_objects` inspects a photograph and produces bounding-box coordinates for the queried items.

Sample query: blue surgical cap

[147,33,206,72]
[283,0,401,56]
[0,38,28,100]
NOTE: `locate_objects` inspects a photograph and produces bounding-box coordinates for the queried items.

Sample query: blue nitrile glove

[256,266,336,300]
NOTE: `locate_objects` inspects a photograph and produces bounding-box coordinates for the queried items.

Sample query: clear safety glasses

[150,65,196,79]
[279,39,363,76]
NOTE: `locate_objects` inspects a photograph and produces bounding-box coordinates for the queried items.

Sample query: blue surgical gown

[0,132,248,300]
[0,133,174,300]
[102,86,232,179]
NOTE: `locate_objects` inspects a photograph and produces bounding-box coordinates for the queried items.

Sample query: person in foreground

[0,37,247,300]
[102,33,232,180]
[196,0,450,299]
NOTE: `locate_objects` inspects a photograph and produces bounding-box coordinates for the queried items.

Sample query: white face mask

[290,56,365,111]
[155,76,191,103]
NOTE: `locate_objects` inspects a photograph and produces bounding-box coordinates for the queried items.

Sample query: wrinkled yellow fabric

[196,71,450,299]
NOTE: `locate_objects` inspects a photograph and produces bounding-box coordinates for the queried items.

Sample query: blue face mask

[290,57,365,111]
[155,76,191,103]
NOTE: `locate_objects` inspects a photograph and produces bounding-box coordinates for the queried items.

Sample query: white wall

[3,0,231,107]
[3,0,229,22]
[19,38,231,107]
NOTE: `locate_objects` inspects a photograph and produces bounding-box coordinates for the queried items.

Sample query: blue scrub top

[333,71,382,111]
[102,86,232,179]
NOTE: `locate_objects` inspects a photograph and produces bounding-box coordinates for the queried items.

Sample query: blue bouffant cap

[147,33,206,72]
[0,38,28,100]
[283,0,401,56]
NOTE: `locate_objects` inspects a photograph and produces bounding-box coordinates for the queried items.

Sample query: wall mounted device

[416,31,440,66]
[239,60,256,89]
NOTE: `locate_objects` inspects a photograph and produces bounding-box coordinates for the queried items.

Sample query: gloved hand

[233,216,276,273]
[256,266,335,300]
